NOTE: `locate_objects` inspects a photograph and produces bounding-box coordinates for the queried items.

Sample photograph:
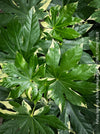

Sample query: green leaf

[34,115,67,130]
[55,17,82,28]
[46,43,97,110]
[89,0,100,8]
[15,52,29,77]
[0,19,22,60]
[46,40,61,69]
[76,0,95,19]
[60,2,78,18]
[39,0,52,10]
[89,41,100,60]
[0,13,13,26]
[0,86,9,100]
[60,44,83,71]
[61,81,86,107]
[80,52,95,64]
[66,102,93,134]
[58,102,70,134]
[29,54,38,78]
[36,40,52,54]
[66,64,97,80]
[91,10,100,23]
[50,0,62,6]
[69,81,96,95]
[0,0,40,23]
[48,80,66,111]
[0,8,40,61]
[48,77,86,110]
[56,28,80,39]
[34,106,50,115]
[42,4,81,41]
[1,53,45,99]
[75,24,93,35]
[0,101,66,134]
[22,8,40,52]
[61,37,90,54]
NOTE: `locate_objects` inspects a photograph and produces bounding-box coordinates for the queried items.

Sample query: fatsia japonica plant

[0,0,100,134]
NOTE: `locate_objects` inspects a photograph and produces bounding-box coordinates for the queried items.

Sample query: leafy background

[0,0,100,134]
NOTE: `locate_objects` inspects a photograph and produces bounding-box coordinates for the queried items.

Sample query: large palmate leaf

[0,100,67,134]
[0,8,40,61]
[46,40,97,111]
[41,3,81,41]
[1,52,45,100]
[66,102,93,134]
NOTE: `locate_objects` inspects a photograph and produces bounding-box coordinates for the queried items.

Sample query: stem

[31,102,37,117]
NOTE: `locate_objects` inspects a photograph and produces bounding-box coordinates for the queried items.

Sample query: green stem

[31,102,37,117]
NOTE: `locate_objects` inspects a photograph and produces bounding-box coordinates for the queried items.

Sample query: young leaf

[41,4,81,41]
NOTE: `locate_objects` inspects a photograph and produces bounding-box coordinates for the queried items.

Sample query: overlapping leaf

[0,100,67,134]
[46,40,97,111]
